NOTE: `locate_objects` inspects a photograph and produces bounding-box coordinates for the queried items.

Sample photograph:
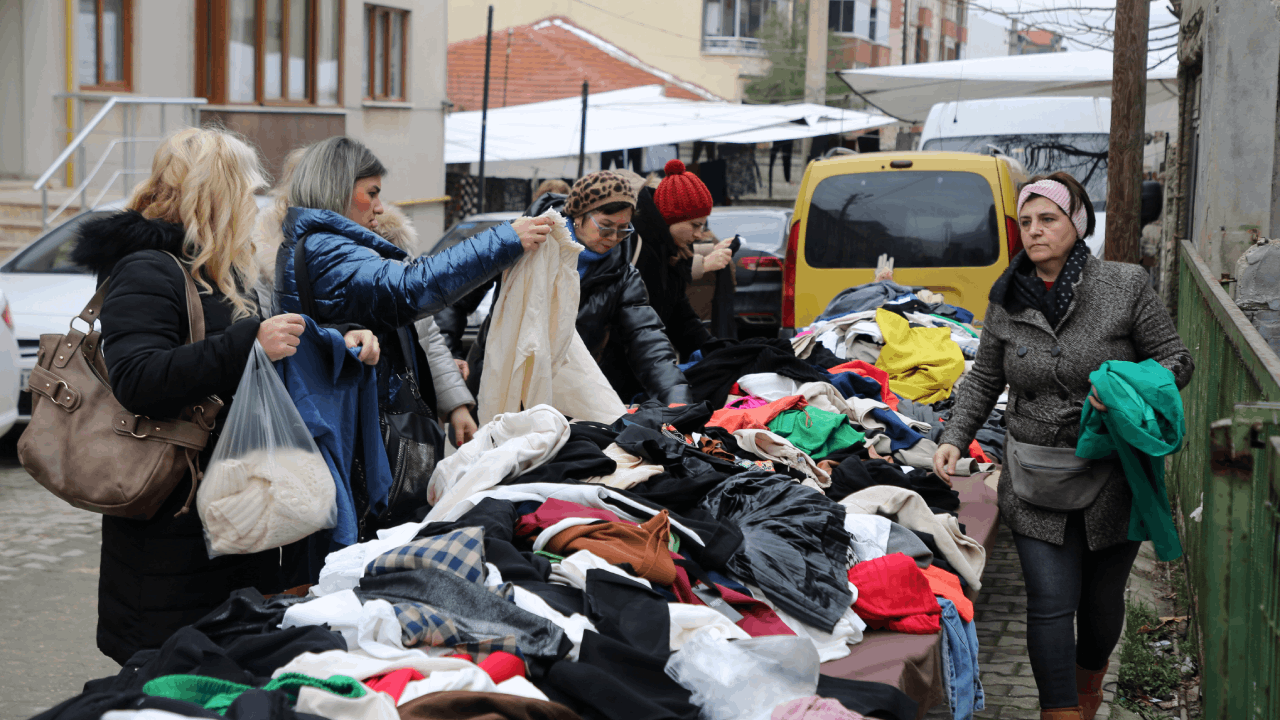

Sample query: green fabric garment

[143,673,366,714]
[767,407,866,459]
[1077,359,1185,561]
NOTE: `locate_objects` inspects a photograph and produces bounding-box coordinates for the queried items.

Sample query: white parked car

[0,196,271,424]
[0,289,22,437]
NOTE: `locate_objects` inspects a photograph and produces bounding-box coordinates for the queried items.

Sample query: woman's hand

[511,216,554,253]
[453,358,470,381]
[450,405,478,447]
[932,443,962,487]
[1088,387,1108,412]
[258,314,306,361]
[344,329,380,365]
[703,247,733,273]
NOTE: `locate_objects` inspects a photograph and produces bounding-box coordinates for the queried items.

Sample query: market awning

[837,49,1178,123]
[445,86,896,165]
[705,104,894,143]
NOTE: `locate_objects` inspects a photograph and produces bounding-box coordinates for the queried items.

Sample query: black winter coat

[632,186,714,361]
[71,211,282,665]
[462,194,692,406]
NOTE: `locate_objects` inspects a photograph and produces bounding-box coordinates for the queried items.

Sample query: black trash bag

[699,471,853,632]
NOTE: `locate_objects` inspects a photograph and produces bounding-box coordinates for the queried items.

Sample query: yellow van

[782,151,1027,332]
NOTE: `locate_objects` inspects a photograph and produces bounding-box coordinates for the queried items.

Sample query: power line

[567,0,701,42]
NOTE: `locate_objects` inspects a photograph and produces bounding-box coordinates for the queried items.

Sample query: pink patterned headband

[1018,179,1088,240]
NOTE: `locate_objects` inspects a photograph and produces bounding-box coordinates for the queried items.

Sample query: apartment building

[0,0,451,240]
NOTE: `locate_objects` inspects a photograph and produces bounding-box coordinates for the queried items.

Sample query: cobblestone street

[923,525,1125,720]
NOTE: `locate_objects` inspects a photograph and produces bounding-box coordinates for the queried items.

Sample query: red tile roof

[1018,30,1059,46]
[447,16,722,112]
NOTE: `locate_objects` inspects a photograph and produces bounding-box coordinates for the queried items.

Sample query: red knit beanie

[654,159,713,225]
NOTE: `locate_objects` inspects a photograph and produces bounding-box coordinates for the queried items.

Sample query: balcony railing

[701,36,766,56]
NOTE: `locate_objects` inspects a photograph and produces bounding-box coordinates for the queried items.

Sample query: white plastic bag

[197,341,336,557]
[664,633,820,720]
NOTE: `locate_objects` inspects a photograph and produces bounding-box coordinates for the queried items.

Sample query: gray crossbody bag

[1005,434,1113,511]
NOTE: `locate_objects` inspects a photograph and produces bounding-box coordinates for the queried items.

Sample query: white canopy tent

[445,86,895,175]
[837,50,1178,123]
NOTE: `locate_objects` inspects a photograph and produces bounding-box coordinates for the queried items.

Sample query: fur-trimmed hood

[71,210,186,282]
[255,202,420,278]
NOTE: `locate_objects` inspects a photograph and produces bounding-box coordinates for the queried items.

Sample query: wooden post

[1104,0,1149,264]
[577,81,589,179]
[477,5,494,213]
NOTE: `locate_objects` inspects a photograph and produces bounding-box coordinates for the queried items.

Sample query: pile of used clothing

[37,280,1003,720]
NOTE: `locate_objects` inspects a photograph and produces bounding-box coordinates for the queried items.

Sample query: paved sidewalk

[926,524,1123,719]
[0,459,119,720]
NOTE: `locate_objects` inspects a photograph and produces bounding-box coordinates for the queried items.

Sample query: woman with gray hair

[273,136,549,527]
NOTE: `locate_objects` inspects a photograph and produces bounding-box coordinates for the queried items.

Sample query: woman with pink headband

[930,172,1194,720]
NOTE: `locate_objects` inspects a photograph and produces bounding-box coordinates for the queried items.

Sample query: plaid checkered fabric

[392,582,523,661]
[366,526,486,583]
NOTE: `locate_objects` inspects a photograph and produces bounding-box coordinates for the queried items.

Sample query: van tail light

[739,255,783,271]
[1005,216,1024,259]
[1,303,12,333]
[782,220,800,329]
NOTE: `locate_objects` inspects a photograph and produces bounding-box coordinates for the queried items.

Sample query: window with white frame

[703,0,774,53]
[828,0,873,40]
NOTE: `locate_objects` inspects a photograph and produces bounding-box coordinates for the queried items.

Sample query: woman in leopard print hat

[462,170,693,406]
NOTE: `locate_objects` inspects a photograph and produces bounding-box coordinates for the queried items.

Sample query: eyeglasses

[589,214,634,241]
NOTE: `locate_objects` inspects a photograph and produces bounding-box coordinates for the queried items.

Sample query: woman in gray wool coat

[932,172,1193,720]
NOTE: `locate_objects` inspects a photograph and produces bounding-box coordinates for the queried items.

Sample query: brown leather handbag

[18,252,224,520]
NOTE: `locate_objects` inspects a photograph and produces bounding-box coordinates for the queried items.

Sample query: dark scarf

[991,240,1091,329]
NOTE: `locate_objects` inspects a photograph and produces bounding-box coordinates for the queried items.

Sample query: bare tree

[965,0,1178,69]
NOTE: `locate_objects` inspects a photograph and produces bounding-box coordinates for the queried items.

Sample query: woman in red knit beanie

[633,159,734,359]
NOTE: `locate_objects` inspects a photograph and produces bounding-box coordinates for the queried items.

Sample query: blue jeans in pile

[938,597,985,720]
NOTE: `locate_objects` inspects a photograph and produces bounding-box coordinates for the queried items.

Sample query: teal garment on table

[142,672,366,714]
[1077,358,1185,561]
[767,407,866,459]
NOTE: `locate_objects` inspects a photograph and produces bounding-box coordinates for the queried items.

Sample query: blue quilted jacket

[275,207,524,404]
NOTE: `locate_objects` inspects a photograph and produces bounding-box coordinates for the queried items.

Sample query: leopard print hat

[564,170,637,219]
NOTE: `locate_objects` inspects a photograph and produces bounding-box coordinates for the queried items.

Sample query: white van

[919,97,1111,257]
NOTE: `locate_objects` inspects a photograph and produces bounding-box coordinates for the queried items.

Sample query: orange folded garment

[921,565,974,622]
[543,510,678,586]
[708,395,808,433]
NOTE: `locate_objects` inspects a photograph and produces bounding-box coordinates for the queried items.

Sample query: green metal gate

[1170,241,1280,720]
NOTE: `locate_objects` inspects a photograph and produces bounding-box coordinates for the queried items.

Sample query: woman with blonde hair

[70,127,376,664]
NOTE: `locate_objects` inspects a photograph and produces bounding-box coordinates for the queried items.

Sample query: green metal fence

[1170,240,1280,720]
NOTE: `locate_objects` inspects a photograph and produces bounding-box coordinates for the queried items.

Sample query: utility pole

[576,81,589,178]
[802,0,830,162]
[1104,0,1149,264]
[477,5,494,213]
[902,0,911,64]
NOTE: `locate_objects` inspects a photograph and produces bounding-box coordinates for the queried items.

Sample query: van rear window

[804,170,999,269]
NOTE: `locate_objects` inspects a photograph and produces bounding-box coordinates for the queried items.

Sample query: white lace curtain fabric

[476,209,626,425]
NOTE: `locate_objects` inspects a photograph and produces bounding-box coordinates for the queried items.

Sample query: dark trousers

[1012,513,1141,709]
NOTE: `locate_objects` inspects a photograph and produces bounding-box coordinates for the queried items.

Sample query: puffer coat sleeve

[102,251,260,419]
[277,209,523,332]
[415,315,475,417]
[613,265,694,405]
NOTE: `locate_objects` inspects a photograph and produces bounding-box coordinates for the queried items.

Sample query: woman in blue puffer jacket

[273,137,549,527]
[274,137,549,399]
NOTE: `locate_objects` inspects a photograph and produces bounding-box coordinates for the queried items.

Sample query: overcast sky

[968,0,1179,60]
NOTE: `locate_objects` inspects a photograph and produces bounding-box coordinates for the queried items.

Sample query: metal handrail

[32,95,207,230]
[32,96,207,191]
[44,136,167,222]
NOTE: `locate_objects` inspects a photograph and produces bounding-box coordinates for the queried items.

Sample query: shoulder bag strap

[293,235,319,319]
[163,252,207,343]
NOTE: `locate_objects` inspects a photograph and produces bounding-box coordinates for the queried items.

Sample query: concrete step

[0,220,42,260]
[0,202,82,225]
